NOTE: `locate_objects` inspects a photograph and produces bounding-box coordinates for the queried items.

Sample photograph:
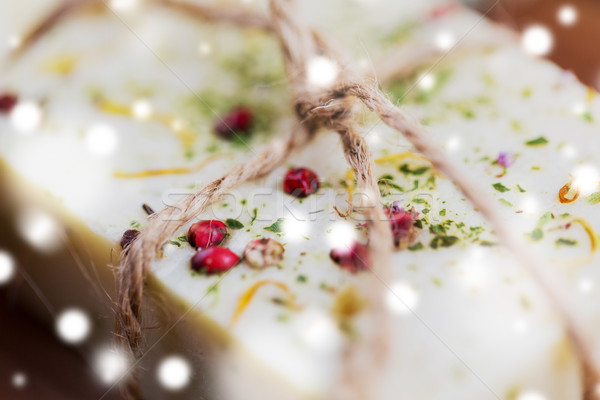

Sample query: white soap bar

[1,1,600,400]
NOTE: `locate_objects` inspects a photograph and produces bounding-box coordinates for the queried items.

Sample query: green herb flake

[492,182,510,193]
[499,198,513,207]
[439,209,446,216]
[207,283,219,294]
[525,136,548,146]
[530,228,543,241]
[430,235,459,249]
[482,74,495,87]
[422,208,430,214]
[399,164,430,176]
[168,240,181,247]
[470,226,484,234]
[177,235,188,242]
[250,208,258,225]
[429,224,447,235]
[408,242,424,251]
[511,120,523,132]
[587,192,600,205]
[582,111,594,123]
[297,275,307,283]
[517,184,527,193]
[264,218,286,233]
[226,218,244,230]
[537,211,555,227]
[556,238,577,246]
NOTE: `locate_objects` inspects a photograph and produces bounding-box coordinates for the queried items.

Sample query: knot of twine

[108,1,600,399]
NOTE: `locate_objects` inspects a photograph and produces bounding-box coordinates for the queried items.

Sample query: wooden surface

[0,290,119,400]
[1,0,600,398]
[480,0,600,89]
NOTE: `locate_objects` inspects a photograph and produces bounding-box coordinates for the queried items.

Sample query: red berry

[329,241,371,273]
[385,202,419,248]
[191,247,240,274]
[283,168,320,198]
[0,93,18,114]
[214,106,254,139]
[188,220,227,249]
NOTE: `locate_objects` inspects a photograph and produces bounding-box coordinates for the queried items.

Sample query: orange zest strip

[558,180,580,204]
[230,280,297,326]
[43,54,78,75]
[572,218,598,253]
[98,99,131,116]
[97,99,197,148]
[374,152,429,164]
[587,87,597,103]
[337,152,432,216]
[113,153,230,178]
[335,168,357,217]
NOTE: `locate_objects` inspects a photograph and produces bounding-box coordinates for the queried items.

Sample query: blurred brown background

[1,0,600,398]
[476,0,600,89]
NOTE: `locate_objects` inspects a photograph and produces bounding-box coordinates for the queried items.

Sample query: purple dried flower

[497,152,514,168]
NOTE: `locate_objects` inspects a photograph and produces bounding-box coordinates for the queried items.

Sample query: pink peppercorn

[191,247,240,274]
[283,167,320,198]
[188,220,228,249]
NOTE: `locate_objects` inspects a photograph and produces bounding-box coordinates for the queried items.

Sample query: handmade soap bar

[1,1,600,399]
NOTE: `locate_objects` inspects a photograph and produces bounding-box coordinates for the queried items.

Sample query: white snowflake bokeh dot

[434,31,455,51]
[307,56,338,88]
[572,164,599,196]
[521,25,554,56]
[18,209,62,252]
[0,250,16,285]
[386,281,419,315]
[56,309,91,344]
[10,101,43,133]
[8,34,21,49]
[94,348,129,384]
[327,221,356,249]
[418,73,435,91]
[579,278,594,294]
[132,99,152,120]
[517,391,547,400]
[85,124,119,157]
[157,356,192,391]
[12,372,27,388]
[558,5,578,26]
[198,42,212,56]
[110,0,139,11]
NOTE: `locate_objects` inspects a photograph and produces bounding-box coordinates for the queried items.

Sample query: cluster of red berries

[187,220,238,274]
[329,202,419,273]
[187,163,320,272]
[188,219,287,273]
[121,105,421,275]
